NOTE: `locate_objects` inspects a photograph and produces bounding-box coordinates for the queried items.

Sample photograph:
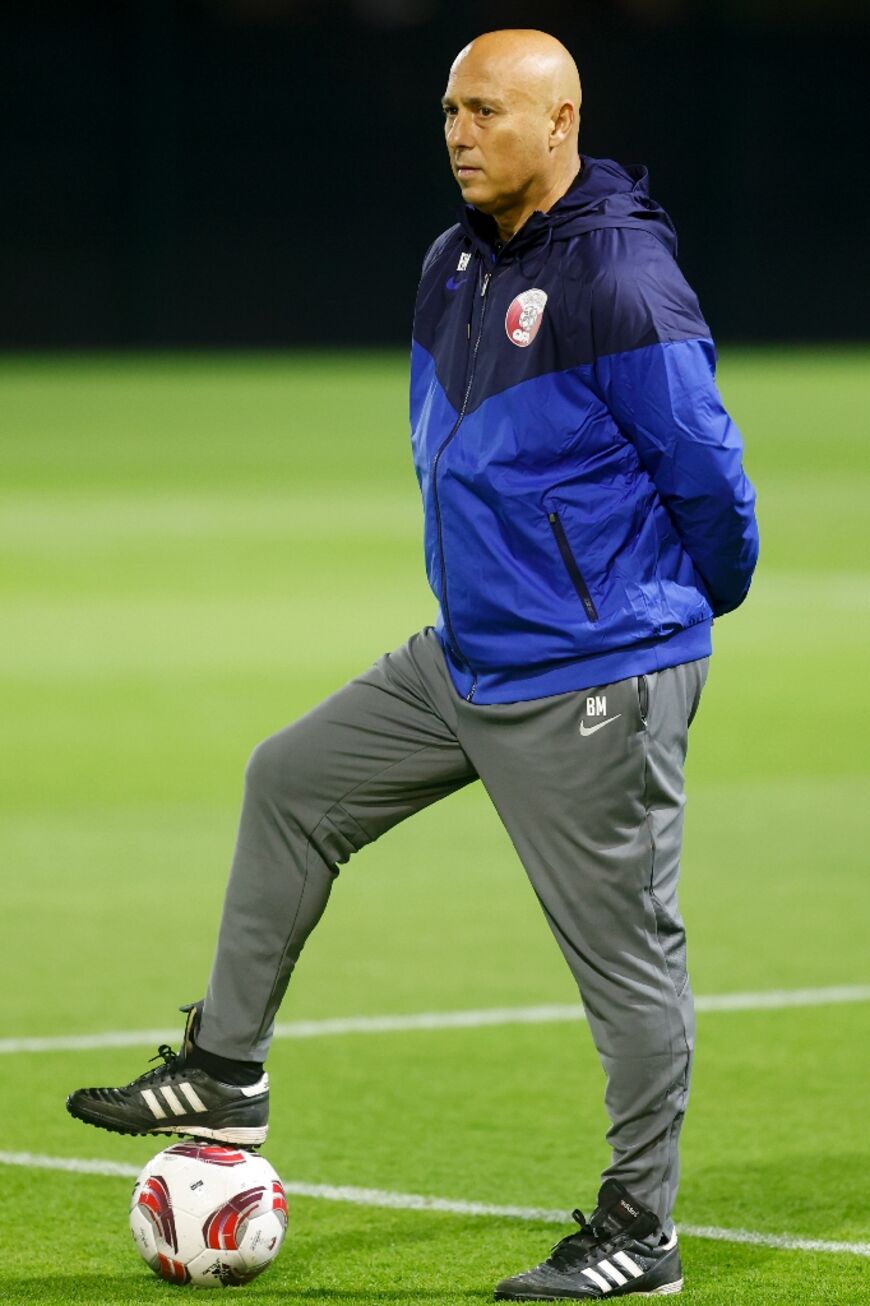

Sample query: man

[67,29,758,1301]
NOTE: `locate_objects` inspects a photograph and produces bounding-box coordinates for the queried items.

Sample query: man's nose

[446,110,475,150]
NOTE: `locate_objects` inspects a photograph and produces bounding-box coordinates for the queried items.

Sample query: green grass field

[0,350,868,1304]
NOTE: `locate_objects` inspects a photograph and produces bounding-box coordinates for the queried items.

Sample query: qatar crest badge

[505,288,548,348]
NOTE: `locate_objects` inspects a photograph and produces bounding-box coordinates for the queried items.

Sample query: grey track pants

[199,627,708,1227]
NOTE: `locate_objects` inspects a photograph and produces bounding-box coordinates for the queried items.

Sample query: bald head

[442,30,583,240]
[451,30,581,139]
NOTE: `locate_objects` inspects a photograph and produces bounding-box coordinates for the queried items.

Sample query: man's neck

[494,158,582,244]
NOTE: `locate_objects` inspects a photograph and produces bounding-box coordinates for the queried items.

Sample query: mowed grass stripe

[1,1151,867,1258]
[3,985,868,1054]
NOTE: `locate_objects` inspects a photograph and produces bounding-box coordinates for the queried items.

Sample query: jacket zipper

[547,511,599,621]
[432,265,493,701]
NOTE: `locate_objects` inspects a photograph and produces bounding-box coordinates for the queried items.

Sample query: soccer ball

[130,1142,288,1288]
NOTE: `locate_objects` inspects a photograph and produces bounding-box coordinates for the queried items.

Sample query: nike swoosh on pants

[578,714,622,737]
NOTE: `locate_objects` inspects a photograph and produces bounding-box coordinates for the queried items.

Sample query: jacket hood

[459,154,678,260]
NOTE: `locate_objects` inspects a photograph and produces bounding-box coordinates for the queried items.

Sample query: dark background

[3,0,868,348]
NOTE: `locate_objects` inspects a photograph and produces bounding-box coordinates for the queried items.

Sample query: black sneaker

[494,1181,682,1299]
[65,1003,269,1147]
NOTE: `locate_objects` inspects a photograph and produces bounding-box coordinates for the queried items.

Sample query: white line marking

[2,985,869,1055]
[0,1151,867,1258]
[0,1152,140,1178]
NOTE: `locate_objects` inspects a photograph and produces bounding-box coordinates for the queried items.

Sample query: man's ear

[550,100,576,148]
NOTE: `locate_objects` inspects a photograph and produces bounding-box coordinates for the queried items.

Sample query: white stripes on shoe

[596,1258,628,1286]
[141,1082,207,1118]
[140,1089,166,1119]
[612,1250,645,1277]
[177,1082,207,1112]
[158,1086,186,1116]
[579,1232,679,1293]
[581,1251,643,1291]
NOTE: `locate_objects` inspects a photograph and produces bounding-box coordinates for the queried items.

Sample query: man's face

[441,52,553,218]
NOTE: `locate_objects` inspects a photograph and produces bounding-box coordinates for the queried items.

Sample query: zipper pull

[481,272,491,297]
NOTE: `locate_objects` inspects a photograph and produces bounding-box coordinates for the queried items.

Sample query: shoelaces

[128,1043,180,1087]
[548,1210,605,1269]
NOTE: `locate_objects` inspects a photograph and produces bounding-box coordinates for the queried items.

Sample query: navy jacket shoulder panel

[585,228,710,358]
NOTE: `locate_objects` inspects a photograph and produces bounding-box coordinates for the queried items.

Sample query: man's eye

[478,107,494,118]
[443,106,457,117]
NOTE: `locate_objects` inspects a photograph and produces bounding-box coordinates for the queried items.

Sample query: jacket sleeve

[591,234,759,617]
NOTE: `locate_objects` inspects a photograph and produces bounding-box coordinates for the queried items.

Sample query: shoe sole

[493,1281,683,1301]
[65,1099,268,1148]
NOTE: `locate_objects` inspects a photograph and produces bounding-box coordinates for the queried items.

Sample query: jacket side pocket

[637,674,649,726]
[547,511,598,621]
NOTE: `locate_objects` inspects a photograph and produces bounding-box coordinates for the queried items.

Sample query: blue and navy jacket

[410,155,759,704]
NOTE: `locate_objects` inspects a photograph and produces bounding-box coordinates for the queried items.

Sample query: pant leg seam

[307,740,474,839]
[640,701,693,1222]
[642,721,690,1023]
[254,812,338,1047]
[325,802,372,845]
